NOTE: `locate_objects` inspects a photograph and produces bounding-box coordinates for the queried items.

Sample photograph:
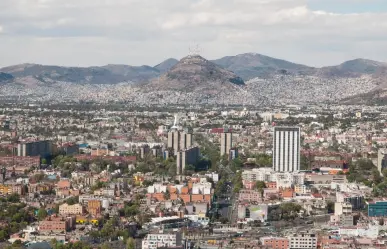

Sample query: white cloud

[0,0,386,67]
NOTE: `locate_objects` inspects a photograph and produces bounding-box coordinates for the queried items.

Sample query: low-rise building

[335,202,352,216]
[142,232,182,249]
[59,203,84,216]
[39,215,75,232]
[368,200,387,217]
[238,189,263,203]
[88,200,102,216]
[261,237,289,249]
[288,232,317,249]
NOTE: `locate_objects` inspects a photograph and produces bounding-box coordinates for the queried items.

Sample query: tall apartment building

[378,149,387,173]
[142,232,182,249]
[140,145,150,159]
[151,146,162,157]
[229,148,238,160]
[17,140,52,157]
[176,147,200,175]
[168,131,193,155]
[167,131,180,154]
[288,232,317,249]
[180,132,193,150]
[273,127,300,172]
[220,131,232,157]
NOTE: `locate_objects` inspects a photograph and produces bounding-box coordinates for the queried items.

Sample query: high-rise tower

[273,126,300,172]
[220,129,232,157]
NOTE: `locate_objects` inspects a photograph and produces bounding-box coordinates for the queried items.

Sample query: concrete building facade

[288,232,317,249]
[220,131,232,157]
[142,233,182,249]
[59,203,84,216]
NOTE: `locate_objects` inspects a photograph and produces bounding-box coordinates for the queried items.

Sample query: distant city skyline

[0,0,386,67]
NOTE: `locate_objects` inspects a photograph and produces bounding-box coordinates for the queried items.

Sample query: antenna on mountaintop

[188,43,201,57]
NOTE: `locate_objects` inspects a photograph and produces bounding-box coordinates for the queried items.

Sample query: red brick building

[261,237,289,249]
[0,156,40,167]
[39,215,75,232]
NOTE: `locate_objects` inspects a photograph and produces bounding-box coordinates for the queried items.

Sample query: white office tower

[273,126,300,172]
[220,130,232,156]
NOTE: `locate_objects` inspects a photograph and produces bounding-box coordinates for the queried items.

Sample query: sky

[0,0,386,68]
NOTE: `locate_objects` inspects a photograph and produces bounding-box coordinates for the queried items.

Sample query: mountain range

[1,53,387,105]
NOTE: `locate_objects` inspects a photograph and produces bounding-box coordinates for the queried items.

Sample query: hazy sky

[0,0,386,67]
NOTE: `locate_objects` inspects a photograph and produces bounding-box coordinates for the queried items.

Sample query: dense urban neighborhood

[2,0,387,248]
[0,102,386,249]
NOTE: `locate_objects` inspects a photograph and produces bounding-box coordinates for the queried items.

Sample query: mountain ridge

[2,54,385,84]
[1,53,387,105]
[142,55,245,91]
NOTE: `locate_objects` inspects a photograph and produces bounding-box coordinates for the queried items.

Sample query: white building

[288,232,317,249]
[147,184,167,194]
[259,112,273,122]
[242,168,274,182]
[335,202,352,216]
[294,185,310,195]
[273,127,300,172]
[205,172,219,182]
[242,168,305,189]
[192,182,212,195]
[142,233,182,249]
[339,225,379,239]
[274,172,305,188]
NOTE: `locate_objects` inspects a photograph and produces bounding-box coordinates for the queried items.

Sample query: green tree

[101,243,110,249]
[126,237,135,249]
[326,201,335,214]
[255,154,272,167]
[124,204,139,217]
[230,158,243,172]
[37,208,48,220]
[163,190,170,200]
[372,168,382,184]
[66,196,79,205]
[254,181,266,190]
[300,154,314,170]
[233,171,243,193]
[0,230,7,241]
[382,169,387,178]
[214,178,227,197]
[6,194,20,203]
